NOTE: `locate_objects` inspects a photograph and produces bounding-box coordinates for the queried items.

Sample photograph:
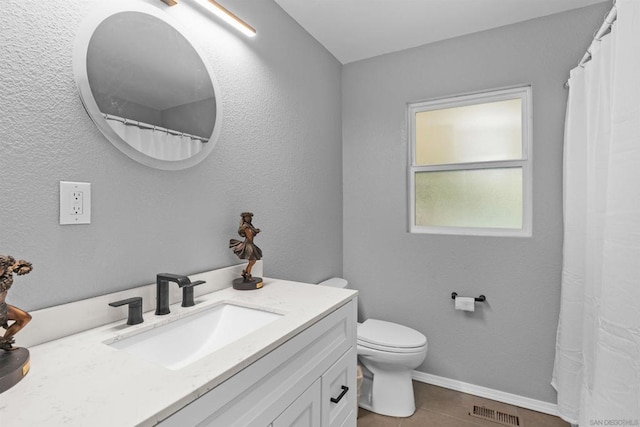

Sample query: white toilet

[318,278,428,417]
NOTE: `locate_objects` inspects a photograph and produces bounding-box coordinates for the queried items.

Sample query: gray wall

[94,92,163,127]
[0,0,343,311]
[163,97,216,139]
[342,3,610,403]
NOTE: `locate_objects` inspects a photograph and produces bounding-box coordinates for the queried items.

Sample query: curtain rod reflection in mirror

[160,0,256,37]
[104,114,209,143]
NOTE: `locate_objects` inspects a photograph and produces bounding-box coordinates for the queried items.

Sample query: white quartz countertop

[0,279,357,426]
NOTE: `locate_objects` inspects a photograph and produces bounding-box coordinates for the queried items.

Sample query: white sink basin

[108,303,282,370]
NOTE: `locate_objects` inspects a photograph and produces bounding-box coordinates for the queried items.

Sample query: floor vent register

[469,405,522,426]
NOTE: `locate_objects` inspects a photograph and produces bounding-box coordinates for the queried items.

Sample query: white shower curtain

[552,0,640,424]
[106,117,203,161]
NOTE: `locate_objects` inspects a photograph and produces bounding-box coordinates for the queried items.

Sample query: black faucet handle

[109,297,144,325]
[109,297,142,307]
[181,280,206,307]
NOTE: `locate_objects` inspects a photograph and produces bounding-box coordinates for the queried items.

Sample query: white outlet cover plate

[60,181,91,225]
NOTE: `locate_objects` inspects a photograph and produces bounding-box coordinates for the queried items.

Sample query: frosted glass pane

[415,99,522,165]
[415,168,523,228]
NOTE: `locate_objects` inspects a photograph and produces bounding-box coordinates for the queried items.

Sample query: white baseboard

[412,371,560,417]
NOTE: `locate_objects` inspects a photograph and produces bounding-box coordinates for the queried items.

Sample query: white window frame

[408,86,532,237]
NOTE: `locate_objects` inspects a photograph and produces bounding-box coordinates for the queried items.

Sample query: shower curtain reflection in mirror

[105,115,204,161]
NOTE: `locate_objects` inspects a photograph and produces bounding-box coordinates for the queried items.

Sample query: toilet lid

[357,319,427,349]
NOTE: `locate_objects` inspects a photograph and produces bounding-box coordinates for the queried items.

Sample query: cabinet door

[322,348,357,427]
[338,411,356,427]
[273,379,321,427]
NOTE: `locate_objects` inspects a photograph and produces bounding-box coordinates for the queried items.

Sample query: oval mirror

[73,2,222,170]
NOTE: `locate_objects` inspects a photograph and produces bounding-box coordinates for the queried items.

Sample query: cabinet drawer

[322,348,357,427]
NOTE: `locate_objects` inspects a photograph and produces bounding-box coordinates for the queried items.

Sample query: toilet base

[357,363,416,417]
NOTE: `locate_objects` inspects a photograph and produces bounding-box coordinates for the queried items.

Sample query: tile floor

[357,381,570,427]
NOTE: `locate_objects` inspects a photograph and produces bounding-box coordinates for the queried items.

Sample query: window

[408,86,532,237]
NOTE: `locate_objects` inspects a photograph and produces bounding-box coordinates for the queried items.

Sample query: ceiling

[273,0,609,64]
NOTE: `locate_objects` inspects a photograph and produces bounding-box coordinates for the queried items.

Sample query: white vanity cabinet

[160,299,358,427]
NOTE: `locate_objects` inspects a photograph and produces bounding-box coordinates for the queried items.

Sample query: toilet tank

[317,277,348,288]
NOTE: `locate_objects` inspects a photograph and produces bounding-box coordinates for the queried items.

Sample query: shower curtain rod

[564,2,617,88]
[578,3,617,67]
[103,113,209,143]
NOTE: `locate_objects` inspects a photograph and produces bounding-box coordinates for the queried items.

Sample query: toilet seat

[358,319,427,353]
[358,340,427,354]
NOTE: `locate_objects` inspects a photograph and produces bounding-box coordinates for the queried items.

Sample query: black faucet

[109,297,144,325]
[181,280,206,307]
[155,273,206,315]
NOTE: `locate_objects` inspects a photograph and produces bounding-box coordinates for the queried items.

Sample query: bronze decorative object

[229,212,263,290]
[0,255,32,393]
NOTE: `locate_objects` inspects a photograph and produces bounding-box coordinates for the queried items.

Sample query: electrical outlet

[60,181,91,225]
[71,191,83,215]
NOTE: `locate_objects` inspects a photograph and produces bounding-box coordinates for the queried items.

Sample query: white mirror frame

[73,1,223,170]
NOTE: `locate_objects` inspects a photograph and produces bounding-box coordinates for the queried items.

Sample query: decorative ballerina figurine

[229,212,263,290]
[0,255,33,351]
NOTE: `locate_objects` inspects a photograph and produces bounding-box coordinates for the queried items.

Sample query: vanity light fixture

[160,0,256,37]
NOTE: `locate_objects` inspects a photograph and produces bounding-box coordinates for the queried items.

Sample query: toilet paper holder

[451,292,486,302]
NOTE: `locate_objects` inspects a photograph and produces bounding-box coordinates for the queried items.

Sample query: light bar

[161,0,256,37]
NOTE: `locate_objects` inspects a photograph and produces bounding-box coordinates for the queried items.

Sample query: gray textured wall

[342,3,610,403]
[0,0,343,311]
